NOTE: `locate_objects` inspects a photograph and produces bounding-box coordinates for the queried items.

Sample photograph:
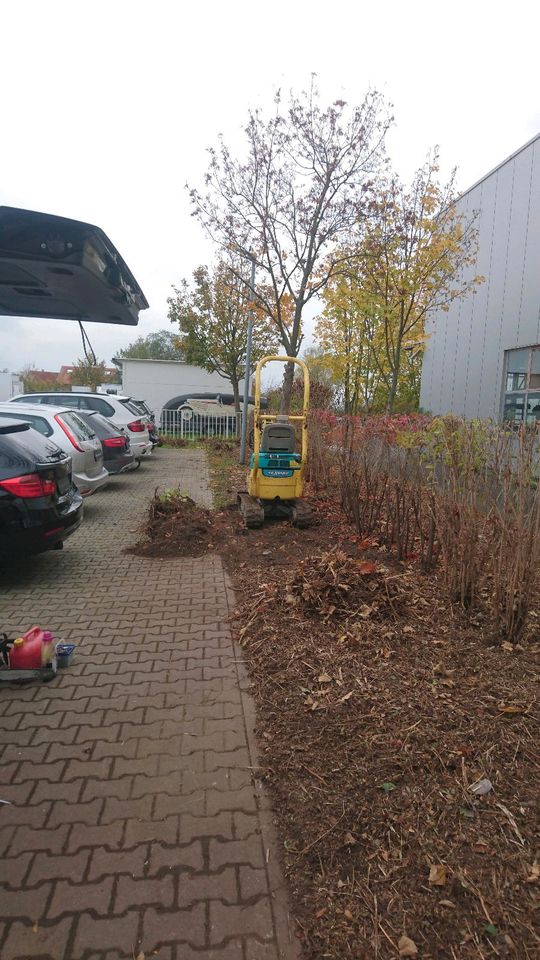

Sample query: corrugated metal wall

[420,134,540,419]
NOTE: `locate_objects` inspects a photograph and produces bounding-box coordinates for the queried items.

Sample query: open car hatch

[0,206,148,325]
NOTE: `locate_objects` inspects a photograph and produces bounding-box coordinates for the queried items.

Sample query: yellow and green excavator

[238,355,312,529]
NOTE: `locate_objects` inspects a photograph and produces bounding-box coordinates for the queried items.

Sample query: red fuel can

[8,626,46,669]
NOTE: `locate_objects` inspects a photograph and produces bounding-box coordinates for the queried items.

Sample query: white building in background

[114,358,244,421]
[420,133,540,422]
[0,371,22,401]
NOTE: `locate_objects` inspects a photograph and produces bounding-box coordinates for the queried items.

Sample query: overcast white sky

[1,0,539,373]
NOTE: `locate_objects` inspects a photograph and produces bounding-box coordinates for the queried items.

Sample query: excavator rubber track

[238,492,265,529]
[291,499,312,528]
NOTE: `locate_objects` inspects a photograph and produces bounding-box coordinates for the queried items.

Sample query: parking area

[0,447,297,960]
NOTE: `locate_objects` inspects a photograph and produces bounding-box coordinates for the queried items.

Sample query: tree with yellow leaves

[316,152,482,413]
[315,270,389,413]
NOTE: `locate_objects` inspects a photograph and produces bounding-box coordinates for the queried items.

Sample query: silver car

[0,403,109,496]
[9,392,154,459]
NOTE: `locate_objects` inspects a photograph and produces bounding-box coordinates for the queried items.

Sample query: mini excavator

[238,355,312,529]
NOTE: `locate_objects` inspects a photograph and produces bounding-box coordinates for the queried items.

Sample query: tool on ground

[238,355,312,529]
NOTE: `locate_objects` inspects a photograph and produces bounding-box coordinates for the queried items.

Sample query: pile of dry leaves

[287,548,403,620]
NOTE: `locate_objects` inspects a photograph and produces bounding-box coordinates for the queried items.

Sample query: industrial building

[420,133,540,422]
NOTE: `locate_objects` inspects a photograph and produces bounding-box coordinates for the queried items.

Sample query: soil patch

[127,491,219,558]
[223,499,539,960]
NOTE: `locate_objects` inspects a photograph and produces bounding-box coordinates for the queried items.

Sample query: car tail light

[0,474,56,499]
[127,420,145,433]
[55,415,83,452]
[102,436,126,448]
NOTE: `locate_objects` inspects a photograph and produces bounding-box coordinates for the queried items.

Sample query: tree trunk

[386,351,401,415]
[232,379,241,413]
[279,298,303,414]
[232,379,242,436]
[280,362,295,414]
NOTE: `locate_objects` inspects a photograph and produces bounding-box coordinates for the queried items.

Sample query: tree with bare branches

[188,81,391,411]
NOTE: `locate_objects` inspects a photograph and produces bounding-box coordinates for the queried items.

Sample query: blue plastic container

[56,643,75,668]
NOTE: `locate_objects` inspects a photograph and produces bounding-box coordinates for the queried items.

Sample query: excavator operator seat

[260,415,296,454]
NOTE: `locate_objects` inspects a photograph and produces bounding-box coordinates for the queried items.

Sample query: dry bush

[423,418,492,608]
[339,421,437,568]
[337,415,540,642]
[305,411,337,491]
[488,425,540,640]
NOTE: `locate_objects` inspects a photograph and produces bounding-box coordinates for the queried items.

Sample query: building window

[503,346,540,422]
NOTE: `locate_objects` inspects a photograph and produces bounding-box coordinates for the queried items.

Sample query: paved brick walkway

[0,448,299,960]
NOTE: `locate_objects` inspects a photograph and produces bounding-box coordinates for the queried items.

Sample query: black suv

[0,419,83,557]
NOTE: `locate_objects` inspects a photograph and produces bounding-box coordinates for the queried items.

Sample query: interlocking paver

[1,917,74,959]
[209,897,274,944]
[142,902,206,949]
[28,850,91,885]
[0,448,298,959]
[177,865,238,906]
[47,877,115,918]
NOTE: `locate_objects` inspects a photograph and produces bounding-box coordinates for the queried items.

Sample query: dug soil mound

[127,491,218,558]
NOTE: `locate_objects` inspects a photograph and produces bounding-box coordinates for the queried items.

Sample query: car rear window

[41,395,74,406]
[120,399,145,416]
[80,397,115,416]
[60,411,95,441]
[78,412,118,439]
[0,411,53,437]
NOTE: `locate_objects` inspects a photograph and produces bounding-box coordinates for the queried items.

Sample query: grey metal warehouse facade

[420,133,540,422]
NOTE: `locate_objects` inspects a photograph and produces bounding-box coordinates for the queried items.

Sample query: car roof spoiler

[0,206,149,325]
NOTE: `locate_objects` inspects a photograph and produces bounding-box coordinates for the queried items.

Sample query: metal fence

[160,409,240,440]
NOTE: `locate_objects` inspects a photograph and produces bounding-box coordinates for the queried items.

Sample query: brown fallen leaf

[343,832,357,846]
[399,935,418,957]
[357,560,377,575]
[428,864,447,886]
[343,908,354,920]
[318,673,332,683]
[471,843,492,855]
[526,860,539,883]
[498,703,527,715]
[315,907,327,919]
[136,953,145,960]
[438,899,455,908]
